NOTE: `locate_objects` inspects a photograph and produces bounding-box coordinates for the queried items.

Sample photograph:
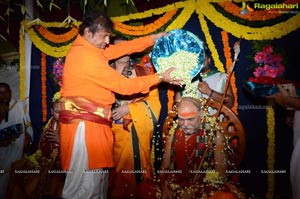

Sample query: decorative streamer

[221,31,238,114]
[218,1,282,21]
[19,2,300,198]
[165,4,194,32]
[197,10,225,72]
[19,21,26,100]
[26,26,74,57]
[34,25,78,43]
[198,0,300,40]
[266,105,275,199]
[23,1,300,58]
[113,9,178,35]
[111,1,186,22]
[41,52,47,122]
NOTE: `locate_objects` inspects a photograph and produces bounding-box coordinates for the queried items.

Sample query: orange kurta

[60,35,160,170]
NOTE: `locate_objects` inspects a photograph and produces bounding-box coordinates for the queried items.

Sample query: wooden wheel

[205,100,246,166]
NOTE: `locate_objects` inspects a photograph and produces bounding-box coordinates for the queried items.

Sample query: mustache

[181,126,195,134]
[182,126,193,129]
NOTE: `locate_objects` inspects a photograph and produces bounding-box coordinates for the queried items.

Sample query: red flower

[200,129,205,136]
[262,45,273,54]
[199,142,205,150]
[53,58,64,87]
[252,44,285,79]
[248,76,292,85]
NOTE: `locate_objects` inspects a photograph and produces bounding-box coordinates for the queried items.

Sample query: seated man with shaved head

[158,97,245,199]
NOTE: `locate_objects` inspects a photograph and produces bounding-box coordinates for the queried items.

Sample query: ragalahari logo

[240,2,254,15]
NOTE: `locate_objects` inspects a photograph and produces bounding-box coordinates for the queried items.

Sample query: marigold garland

[111,1,187,22]
[23,1,300,58]
[34,25,78,44]
[266,105,275,199]
[20,3,300,198]
[113,9,178,35]
[33,26,76,47]
[197,10,224,72]
[218,1,287,21]
[19,22,26,100]
[41,52,47,122]
[26,26,73,57]
[220,0,298,21]
[25,20,80,57]
[198,0,300,40]
[213,2,293,29]
[165,4,194,32]
[221,31,238,115]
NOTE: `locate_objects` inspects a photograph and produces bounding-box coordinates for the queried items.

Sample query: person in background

[175,45,235,109]
[0,82,33,198]
[6,91,64,199]
[269,85,300,110]
[39,92,61,161]
[59,11,182,199]
[268,85,300,199]
[38,92,64,198]
[108,35,161,198]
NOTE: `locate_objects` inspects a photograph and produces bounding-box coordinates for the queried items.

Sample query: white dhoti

[290,110,300,199]
[62,122,108,199]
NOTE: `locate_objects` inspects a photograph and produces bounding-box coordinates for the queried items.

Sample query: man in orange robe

[59,12,181,199]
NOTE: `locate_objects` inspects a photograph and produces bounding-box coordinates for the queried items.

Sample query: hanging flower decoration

[244,44,293,97]
[252,45,285,79]
[41,52,47,122]
[221,30,238,115]
[53,57,64,87]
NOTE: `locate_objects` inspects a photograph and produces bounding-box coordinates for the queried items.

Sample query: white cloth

[293,110,300,146]
[290,110,300,199]
[62,121,108,199]
[192,71,227,98]
[0,99,33,198]
[187,71,227,116]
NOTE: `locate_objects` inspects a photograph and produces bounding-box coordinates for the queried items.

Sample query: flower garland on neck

[165,104,233,198]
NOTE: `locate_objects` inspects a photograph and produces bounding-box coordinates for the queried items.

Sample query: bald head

[177,97,203,135]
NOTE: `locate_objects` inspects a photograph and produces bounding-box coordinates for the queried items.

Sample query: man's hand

[23,131,32,153]
[112,104,130,121]
[266,86,290,107]
[45,128,60,144]
[198,81,211,95]
[0,103,9,123]
[159,67,184,86]
[161,183,172,199]
[151,32,169,42]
